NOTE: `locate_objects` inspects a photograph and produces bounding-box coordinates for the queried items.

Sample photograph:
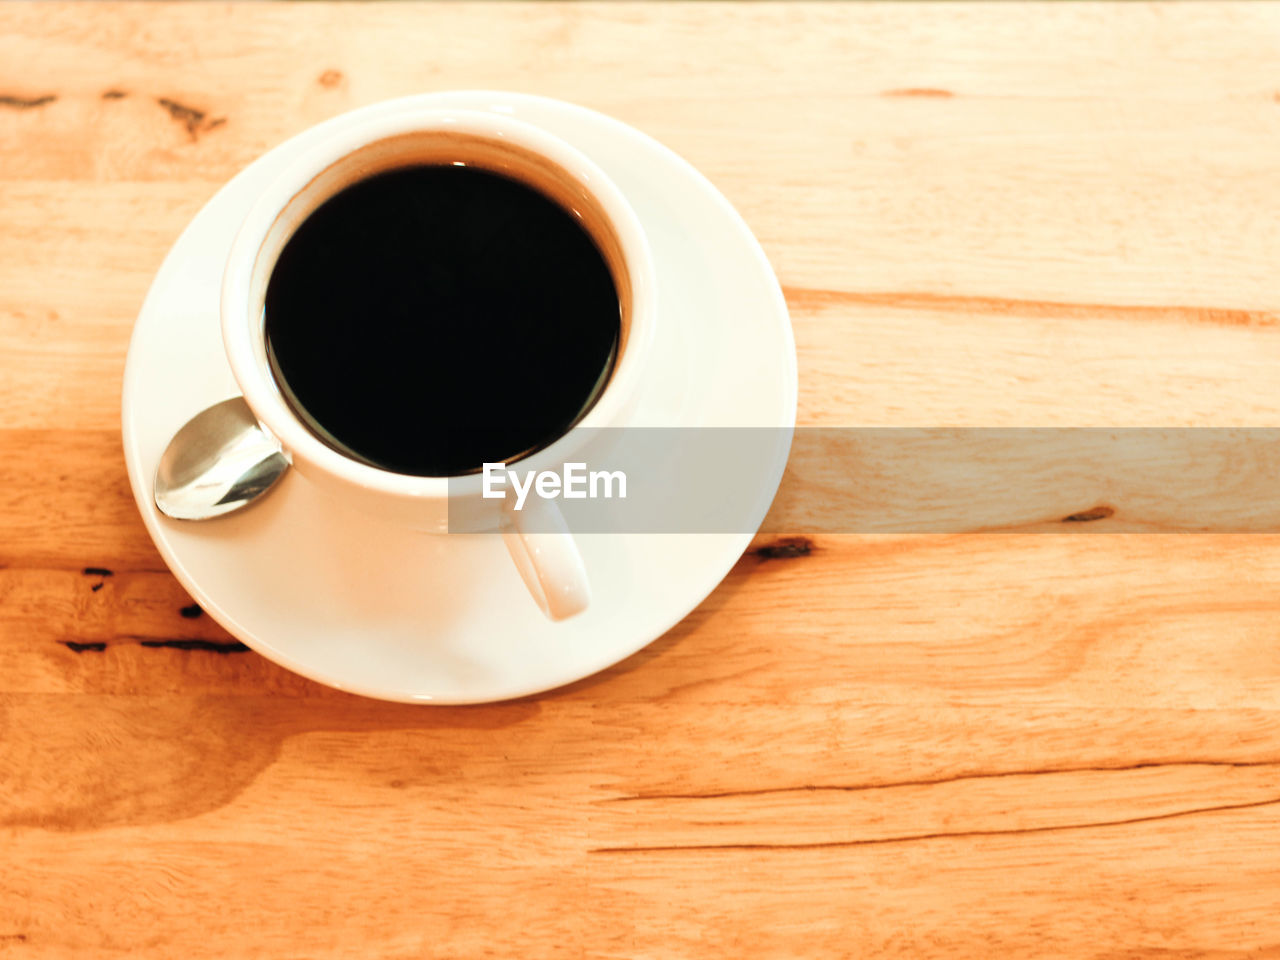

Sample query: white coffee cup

[221,105,656,620]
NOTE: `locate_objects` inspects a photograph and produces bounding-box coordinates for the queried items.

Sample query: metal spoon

[154,396,290,520]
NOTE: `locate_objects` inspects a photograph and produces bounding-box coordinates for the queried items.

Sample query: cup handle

[501,496,590,621]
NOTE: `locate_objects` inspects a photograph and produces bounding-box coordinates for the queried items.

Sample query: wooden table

[4,3,1280,956]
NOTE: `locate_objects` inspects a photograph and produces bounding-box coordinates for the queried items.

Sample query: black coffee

[264,164,620,476]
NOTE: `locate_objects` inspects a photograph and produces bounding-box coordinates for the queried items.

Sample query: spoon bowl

[154,396,290,520]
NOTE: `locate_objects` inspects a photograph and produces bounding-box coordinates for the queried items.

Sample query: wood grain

[3,3,1280,957]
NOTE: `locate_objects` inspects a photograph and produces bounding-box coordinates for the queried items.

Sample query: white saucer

[121,91,796,704]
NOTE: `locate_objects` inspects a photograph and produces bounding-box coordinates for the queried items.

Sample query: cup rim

[221,105,655,499]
